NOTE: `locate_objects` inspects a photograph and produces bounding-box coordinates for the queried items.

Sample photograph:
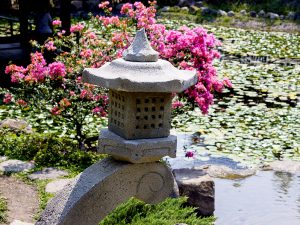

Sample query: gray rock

[10,220,34,225]
[161,6,170,12]
[279,15,285,20]
[173,168,214,216]
[71,0,83,10]
[201,7,218,16]
[0,119,32,133]
[249,11,257,17]
[194,1,203,8]
[240,10,247,15]
[287,12,295,20]
[181,6,189,13]
[189,5,200,14]
[0,160,35,173]
[217,10,227,17]
[227,11,235,17]
[178,0,195,7]
[198,165,256,179]
[267,160,300,173]
[0,156,7,162]
[267,12,279,20]
[258,10,266,17]
[28,167,69,180]
[45,178,74,194]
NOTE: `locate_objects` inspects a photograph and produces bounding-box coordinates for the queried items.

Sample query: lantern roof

[82,28,197,93]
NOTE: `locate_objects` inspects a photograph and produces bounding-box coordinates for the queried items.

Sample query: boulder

[161,6,170,12]
[28,167,69,180]
[0,119,32,133]
[173,168,214,216]
[217,10,227,17]
[279,15,285,20]
[45,178,74,194]
[201,7,218,17]
[189,5,200,14]
[227,11,235,17]
[249,11,257,17]
[178,0,195,7]
[0,160,35,173]
[287,12,295,20]
[267,12,279,20]
[240,10,247,15]
[181,6,189,13]
[258,10,266,17]
[197,165,256,179]
[194,1,203,8]
[266,160,300,173]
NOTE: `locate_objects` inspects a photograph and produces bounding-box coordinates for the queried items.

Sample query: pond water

[215,171,300,225]
[166,133,300,225]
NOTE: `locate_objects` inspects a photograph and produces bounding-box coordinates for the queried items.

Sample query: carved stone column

[36,28,197,225]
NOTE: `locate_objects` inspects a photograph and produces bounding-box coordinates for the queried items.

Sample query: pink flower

[48,62,66,79]
[70,23,84,33]
[16,99,27,106]
[185,151,195,158]
[52,20,61,26]
[172,101,184,109]
[223,77,233,88]
[3,93,12,104]
[92,106,107,117]
[98,1,109,9]
[80,49,93,58]
[45,41,56,51]
[51,106,61,115]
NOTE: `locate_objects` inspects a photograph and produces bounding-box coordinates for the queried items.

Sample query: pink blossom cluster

[52,20,62,26]
[3,93,12,104]
[45,41,57,51]
[70,23,85,33]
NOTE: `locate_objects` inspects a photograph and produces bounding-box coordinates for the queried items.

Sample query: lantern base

[98,129,177,163]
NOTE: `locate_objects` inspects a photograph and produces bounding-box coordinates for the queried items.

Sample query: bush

[0,131,106,171]
[100,197,215,225]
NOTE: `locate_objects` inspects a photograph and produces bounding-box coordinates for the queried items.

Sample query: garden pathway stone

[28,168,69,180]
[10,220,34,225]
[45,178,74,194]
[0,176,38,225]
[0,160,35,173]
[267,160,300,173]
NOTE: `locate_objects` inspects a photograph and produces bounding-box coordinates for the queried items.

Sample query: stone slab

[10,220,34,225]
[28,168,69,180]
[98,128,177,163]
[36,157,175,225]
[0,119,32,133]
[267,160,300,173]
[45,178,74,194]
[0,160,35,173]
[173,168,215,216]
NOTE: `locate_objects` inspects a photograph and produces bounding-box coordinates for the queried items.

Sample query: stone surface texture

[0,160,35,173]
[107,90,172,140]
[10,220,34,225]
[98,129,176,163]
[0,119,32,133]
[173,168,215,216]
[123,28,159,62]
[36,157,175,225]
[28,168,69,180]
[267,160,300,173]
[198,165,256,179]
[45,179,74,194]
[82,28,197,93]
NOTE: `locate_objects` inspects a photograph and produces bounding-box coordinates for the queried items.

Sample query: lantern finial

[123,28,159,62]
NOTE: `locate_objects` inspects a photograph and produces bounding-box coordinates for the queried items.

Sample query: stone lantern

[83,28,197,163]
[36,29,197,225]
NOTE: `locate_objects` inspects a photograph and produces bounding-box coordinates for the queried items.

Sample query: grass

[0,195,8,223]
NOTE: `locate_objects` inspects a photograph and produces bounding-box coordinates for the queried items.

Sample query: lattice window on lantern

[109,91,125,129]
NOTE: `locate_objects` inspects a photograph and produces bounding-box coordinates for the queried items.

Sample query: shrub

[100,197,215,225]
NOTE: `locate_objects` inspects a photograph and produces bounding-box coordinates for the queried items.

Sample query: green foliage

[0,196,7,223]
[100,197,214,225]
[0,131,106,172]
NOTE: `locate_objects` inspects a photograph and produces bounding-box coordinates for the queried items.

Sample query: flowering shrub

[2,1,231,148]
